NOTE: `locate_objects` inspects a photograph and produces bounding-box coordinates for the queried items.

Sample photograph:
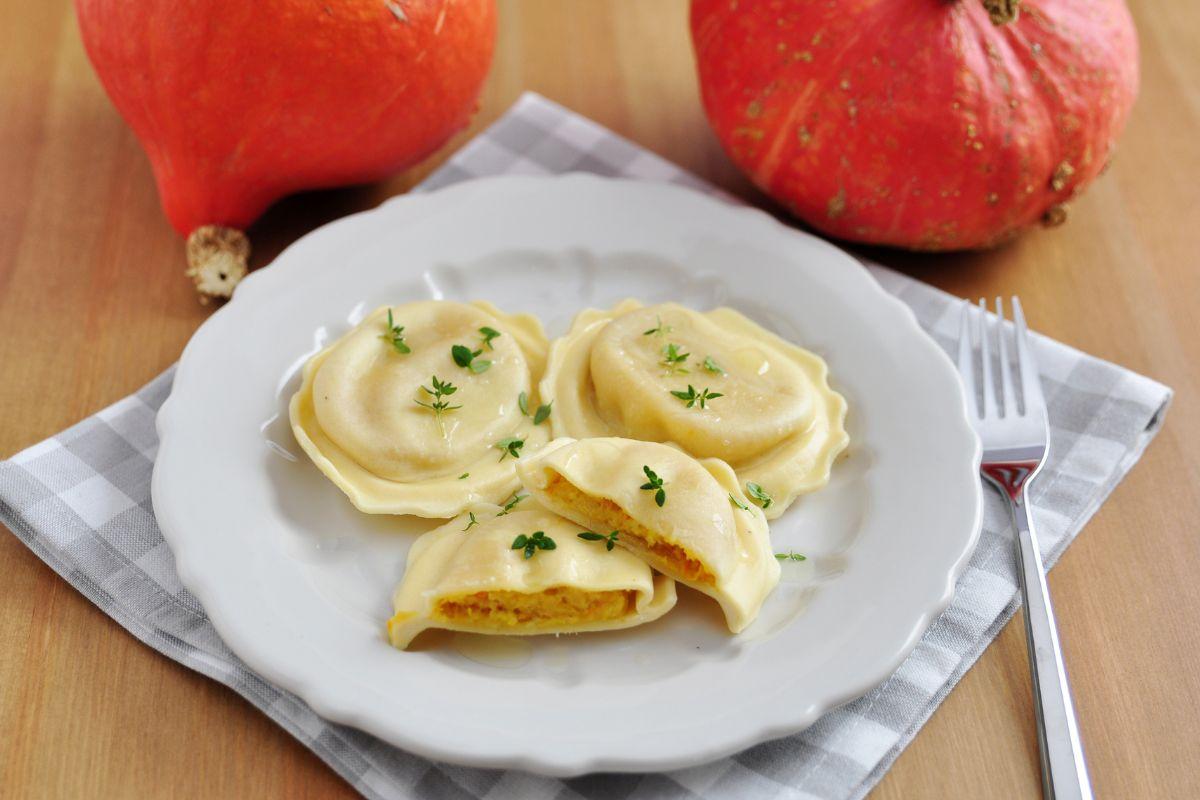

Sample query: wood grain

[2,1,1198,797]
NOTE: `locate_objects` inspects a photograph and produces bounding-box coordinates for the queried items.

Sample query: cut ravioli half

[540,300,849,519]
[290,300,551,518]
[387,506,677,648]
[517,437,779,633]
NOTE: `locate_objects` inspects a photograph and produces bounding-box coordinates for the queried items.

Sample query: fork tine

[1011,296,1046,411]
[956,302,977,417]
[995,297,1016,417]
[977,298,997,418]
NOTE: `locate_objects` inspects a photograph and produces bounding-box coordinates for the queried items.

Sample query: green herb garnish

[479,326,501,350]
[640,465,667,507]
[463,512,479,531]
[512,530,556,559]
[497,492,527,516]
[775,551,807,562]
[746,482,773,510]
[729,493,751,511]
[494,436,526,461]
[414,375,461,419]
[517,391,552,425]
[643,316,672,337]
[660,343,690,374]
[378,309,411,354]
[578,530,620,551]
[451,344,492,374]
[670,385,723,409]
[459,473,469,480]
[703,356,725,375]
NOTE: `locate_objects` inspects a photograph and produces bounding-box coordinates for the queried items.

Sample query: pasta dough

[540,300,848,518]
[517,437,779,633]
[387,505,677,648]
[290,300,551,518]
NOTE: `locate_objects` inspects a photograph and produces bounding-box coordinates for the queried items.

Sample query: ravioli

[517,437,779,633]
[387,506,677,648]
[290,300,552,518]
[540,300,848,519]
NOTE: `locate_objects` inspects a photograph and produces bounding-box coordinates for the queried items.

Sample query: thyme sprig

[451,344,492,374]
[729,493,751,511]
[379,309,411,354]
[703,356,725,375]
[670,384,723,409]
[775,551,807,562]
[640,466,667,507]
[643,316,672,337]
[414,376,461,419]
[512,531,556,559]
[746,482,773,510]
[478,326,501,350]
[497,492,527,515]
[494,436,526,461]
[660,343,690,374]
[578,530,620,551]
[463,512,479,531]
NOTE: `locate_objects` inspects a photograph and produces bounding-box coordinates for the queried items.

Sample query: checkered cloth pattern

[0,93,1173,800]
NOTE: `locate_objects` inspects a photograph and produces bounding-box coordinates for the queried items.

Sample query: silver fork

[957,298,1092,800]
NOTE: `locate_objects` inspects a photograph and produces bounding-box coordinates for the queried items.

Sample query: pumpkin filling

[435,587,637,629]
[544,473,715,585]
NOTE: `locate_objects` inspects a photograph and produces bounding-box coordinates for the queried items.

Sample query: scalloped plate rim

[152,173,982,776]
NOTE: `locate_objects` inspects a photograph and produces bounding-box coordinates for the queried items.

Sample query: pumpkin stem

[981,0,1020,25]
[185,225,250,305]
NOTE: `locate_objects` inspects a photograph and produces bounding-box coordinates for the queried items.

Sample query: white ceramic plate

[154,174,981,776]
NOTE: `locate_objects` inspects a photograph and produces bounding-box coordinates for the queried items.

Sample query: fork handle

[1009,489,1093,800]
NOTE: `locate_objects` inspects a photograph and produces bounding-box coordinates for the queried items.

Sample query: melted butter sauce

[451,633,533,669]
[727,345,773,378]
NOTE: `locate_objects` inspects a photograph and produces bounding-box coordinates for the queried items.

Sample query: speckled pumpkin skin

[690,0,1139,250]
[76,0,496,237]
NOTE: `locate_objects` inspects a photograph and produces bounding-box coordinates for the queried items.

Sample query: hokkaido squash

[76,0,496,301]
[690,0,1139,250]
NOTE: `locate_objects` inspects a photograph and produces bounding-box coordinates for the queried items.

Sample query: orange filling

[544,473,714,585]
[435,587,637,629]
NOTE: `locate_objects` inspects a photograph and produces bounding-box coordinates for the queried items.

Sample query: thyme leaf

[669,385,723,409]
[640,465,667,507]
[414,375,462,419]
[451,344,491,374]
[578,530,620,551]
[660,342,690,374]
[512,530,556,559]
[643,315,672,337]
[478,326,501,350]
[378,309,411,354]
[746,482,773,510]
[494,436,526,461]
[497,492,527,515]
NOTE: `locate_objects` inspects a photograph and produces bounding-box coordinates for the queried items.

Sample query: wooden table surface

[2,1,1198,797]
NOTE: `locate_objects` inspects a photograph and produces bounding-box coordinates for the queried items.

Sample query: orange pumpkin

[690,0,1139,250]
[76,0,496,300]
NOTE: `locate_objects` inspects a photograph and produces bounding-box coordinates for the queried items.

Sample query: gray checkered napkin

[0,93,1173,800]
